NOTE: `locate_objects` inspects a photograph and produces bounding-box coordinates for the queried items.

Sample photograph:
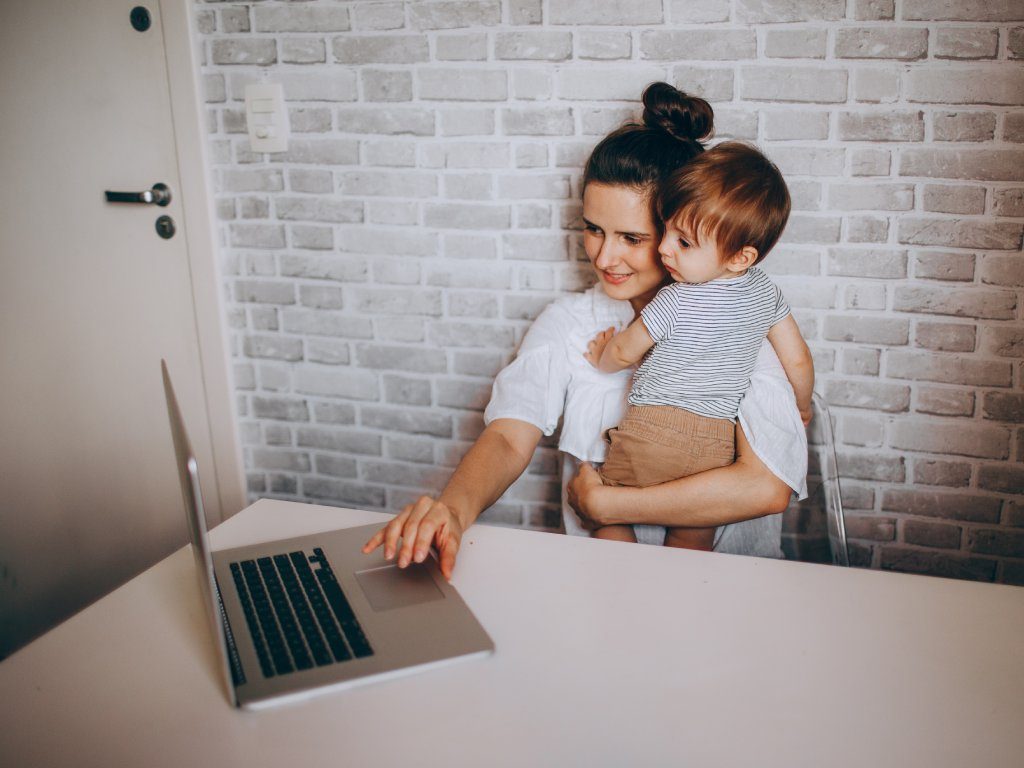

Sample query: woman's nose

[593,240,617,269]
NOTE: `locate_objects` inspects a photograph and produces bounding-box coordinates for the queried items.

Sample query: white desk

[2,499,1022,767]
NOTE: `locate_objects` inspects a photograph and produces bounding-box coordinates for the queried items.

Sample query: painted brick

[448,291,499,318]
[356,343,448,373]
[837,111,924,142]
[512,69,553,101]
[352,2,405,30]
[337,107,434,136]
[425,203,510,229]
[845,514,895,541]
[409,1,502,29]
[850,149,892,177]
[275,139,360,165]
[770,147,839,177]
[419,69,508,101]
[282,310,372,339]
[289,107,332,133]
[556,66,667,100]
[339,171,437,198]
[372,256,422,284]
[882,489,1001,523]
[502,108,573,136]
[386,436,435,464]
[824,315,905,349]
[914,459,972,487]
[498,174,570,199]
[922,184,986,215]
[828,249,907,278]
[280,255,367,283]
[436,379,492,410]
[672,67,734,103]
[829,183,913,211]
[932,112,997,142]
[764,29,828,59]
[252,396,309,423]
[893,285,1016,320]
[382,374,432,406]
[669,0,731,22]
[840,411,883,443]
[778,215,841,244]
[904,520,962,549]
[444,173,493,200]
[276,197,362,224]
[837,452,906,482]
[900,149,1024,181]
[844,284,887,310]
[427,263,511,289]
[835,28,928,60]
[1012,26,1024,58]
[846,216,890,244]
[496,31,572,61]
[297,427,381,455]
[890,419,1010,459]
[969,527,1024,557]
[332,35,428,65]
[979,256,1024,287]
[253,6,350,32]
[993,188,1024,217]
[933,28,998,59]
[915,386,975,416]
[887,350,1012,386]
[1006,113,1024,142]
[439,109,495,137]
[299,286,344,310]
[304,478,385,508]
[441,142,509,168]
[852,0,895,20]
[903,0,1024,22]
[641,30,756,61]
[736,0,846,23]
[362,70,413,102]
[509,0,542,25]
[711,109,759,140]
[577,32,632,60]
[897,218,1023,250]
[549,0,663,25]
[339,228,439,256]
[307,339,350,365]
[436,33,488,61]
[852,66,900,103]
[211,39,276,66]
[252,449,309,473]
[908,67,1024,106]
[429,321,515,349]
[912,252,977,282]
[295,367,378,400]
[353,288,443,317]
[880,548,995,582]
[763,110,829,141]
[230,224,285,250]
[364,141,418,168]
[740,67,848,103]
[824,380,910,411]
[914,321,976,352]
[983,392,1024,422]
[502,233,569,261]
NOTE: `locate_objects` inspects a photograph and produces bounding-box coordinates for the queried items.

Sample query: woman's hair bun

[641,82,714,144]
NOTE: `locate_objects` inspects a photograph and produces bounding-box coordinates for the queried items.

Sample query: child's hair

[658,141,791,265]
[583,82,714,201]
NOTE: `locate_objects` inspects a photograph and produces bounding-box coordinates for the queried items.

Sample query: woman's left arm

[568,423,792,530]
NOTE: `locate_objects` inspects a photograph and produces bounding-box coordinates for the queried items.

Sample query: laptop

[161,360,493,709]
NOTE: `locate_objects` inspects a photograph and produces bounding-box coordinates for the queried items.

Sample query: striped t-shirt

[634,267,790,421]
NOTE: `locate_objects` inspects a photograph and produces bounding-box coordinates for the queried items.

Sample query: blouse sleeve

[483,303,573,436]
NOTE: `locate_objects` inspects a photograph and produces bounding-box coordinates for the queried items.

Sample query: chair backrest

[809,392,849,566]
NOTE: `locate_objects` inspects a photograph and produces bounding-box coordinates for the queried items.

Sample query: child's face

[658,217,736,285]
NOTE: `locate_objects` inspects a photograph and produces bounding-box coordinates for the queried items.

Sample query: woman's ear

[726,245,759,273]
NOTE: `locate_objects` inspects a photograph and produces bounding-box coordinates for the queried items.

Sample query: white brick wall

[196,0,1024,584]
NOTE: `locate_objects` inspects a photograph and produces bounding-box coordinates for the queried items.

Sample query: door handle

[105,182,172,206]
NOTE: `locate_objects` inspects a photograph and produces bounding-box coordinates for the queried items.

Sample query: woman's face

[582,183,667,312]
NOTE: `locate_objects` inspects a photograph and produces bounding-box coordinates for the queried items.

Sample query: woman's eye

[584,225,603,236]
[623,234,643,246]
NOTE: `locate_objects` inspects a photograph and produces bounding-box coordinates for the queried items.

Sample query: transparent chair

[808,392,848,566]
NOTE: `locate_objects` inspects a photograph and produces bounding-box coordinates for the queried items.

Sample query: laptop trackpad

[355,565,445,612]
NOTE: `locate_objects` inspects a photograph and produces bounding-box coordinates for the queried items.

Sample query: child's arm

[766,315,815,425]
[584,319,656,373]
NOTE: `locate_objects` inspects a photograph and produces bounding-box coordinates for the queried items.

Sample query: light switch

[244,83,289,153]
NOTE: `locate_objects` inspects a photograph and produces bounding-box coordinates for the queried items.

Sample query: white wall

[194,0,1024,583]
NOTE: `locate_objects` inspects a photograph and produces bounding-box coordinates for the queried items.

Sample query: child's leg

[591,524,638,543]
[663,526,716,551]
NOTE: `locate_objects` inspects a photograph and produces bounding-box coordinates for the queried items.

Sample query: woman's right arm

[362,418,542,580]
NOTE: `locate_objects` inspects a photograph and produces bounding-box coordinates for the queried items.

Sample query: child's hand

[799,403,813,426]
[584,326,617,368]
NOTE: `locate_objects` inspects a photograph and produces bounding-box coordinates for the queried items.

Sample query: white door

[0,0,229,656]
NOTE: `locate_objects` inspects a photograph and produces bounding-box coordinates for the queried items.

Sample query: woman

[363,83,808,579]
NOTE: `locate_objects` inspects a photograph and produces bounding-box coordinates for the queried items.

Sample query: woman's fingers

[397,496,439,567]
[437,533,460,581]
[363,495,462,577]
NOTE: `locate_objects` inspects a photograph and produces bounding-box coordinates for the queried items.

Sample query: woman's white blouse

[484,286,808,556]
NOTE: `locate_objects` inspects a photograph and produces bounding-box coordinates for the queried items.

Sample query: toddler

[585,141,814,550]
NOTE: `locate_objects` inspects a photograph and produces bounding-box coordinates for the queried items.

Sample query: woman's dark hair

[582,82,714,203]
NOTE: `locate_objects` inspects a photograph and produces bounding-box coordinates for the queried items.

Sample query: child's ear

[726,245,759,273]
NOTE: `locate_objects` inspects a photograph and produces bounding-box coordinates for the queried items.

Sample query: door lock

[105,182,171,206]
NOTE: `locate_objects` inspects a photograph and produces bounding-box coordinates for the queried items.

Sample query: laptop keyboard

[229,547,374,679]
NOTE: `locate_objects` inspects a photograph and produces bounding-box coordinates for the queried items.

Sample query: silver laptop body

[162,361,493,709]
